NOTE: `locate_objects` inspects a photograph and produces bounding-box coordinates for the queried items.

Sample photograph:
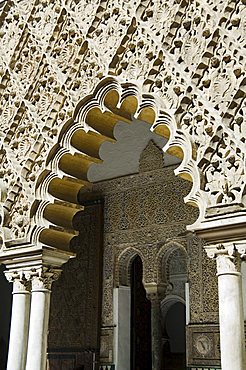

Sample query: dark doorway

[163,302,186,370]
[130,256,152,370]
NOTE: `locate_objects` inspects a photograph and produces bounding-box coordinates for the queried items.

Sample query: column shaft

[25,276,53,370]
[6,278,30,370]
[217,255,246,370]
[150,299,162,370]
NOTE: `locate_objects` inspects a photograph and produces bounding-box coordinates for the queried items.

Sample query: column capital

[204,243,244,276]
[25,267,62,291]
[144,282,166,303]
[4,270,31,293]
[205,241,246,258]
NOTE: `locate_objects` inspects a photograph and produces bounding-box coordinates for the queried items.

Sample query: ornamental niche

[0,0,245,249]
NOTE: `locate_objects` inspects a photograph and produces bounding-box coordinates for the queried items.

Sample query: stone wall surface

[48,204,103,369]
[93,143,219,365]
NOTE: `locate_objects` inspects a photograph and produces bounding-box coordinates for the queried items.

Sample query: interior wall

[47,203,104,370]
[92,140,219,367]
[113,286,131,370]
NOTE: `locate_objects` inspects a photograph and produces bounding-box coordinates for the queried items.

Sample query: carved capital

[145,283,166,303]
[204,243,242,276]
[25,267,62,291]
[4,270,31,293]
[216,253,241,276]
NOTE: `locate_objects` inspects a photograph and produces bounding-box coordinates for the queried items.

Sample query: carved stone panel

[186,324,221,367]
[187,235,219,324]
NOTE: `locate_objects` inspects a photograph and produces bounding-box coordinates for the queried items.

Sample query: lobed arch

[116,247,145,287]
[29,76,202,252]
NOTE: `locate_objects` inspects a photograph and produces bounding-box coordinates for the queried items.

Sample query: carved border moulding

[195,207,246,245]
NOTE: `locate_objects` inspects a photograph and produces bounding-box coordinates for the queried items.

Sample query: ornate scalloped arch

[30,77,203,251]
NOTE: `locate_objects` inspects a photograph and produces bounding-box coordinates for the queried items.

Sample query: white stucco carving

[0,0,244,247]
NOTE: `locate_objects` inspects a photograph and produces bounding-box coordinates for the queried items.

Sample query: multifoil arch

[29,76,206,251]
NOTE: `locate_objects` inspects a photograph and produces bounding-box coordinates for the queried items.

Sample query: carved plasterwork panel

[48,204,103,349]
[0,0,244,245]
[93,146,219,365]
[188,235,219,323]
[186,324,221,367]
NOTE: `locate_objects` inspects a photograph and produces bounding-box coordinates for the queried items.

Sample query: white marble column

[206,245,246,370]
[5,271,31,370]
[25,268,61,370]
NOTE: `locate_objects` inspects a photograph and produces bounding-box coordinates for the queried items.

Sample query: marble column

[25,268,61,370]
[145,284,166,370]
[5,271,31,370]
[206,245,246,370]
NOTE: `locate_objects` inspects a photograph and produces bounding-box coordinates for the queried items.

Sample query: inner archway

[163,301,186,370]
[20,76,207,370]
[130,256,152,370]
[159,244,188,370]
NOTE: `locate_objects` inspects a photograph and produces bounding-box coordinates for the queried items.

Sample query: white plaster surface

[88,119,180,182]
[113,286,131,370]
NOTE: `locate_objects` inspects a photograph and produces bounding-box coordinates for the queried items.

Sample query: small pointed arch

[156,240,188,286]
[115,247,145,287]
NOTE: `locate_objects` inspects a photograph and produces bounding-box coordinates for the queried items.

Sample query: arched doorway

[130,256,152,370]
[162,301,186,370]
[3,74,241,370]
[160,245,188,370]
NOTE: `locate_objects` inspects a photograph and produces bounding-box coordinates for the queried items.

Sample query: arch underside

[29,77,199,253]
